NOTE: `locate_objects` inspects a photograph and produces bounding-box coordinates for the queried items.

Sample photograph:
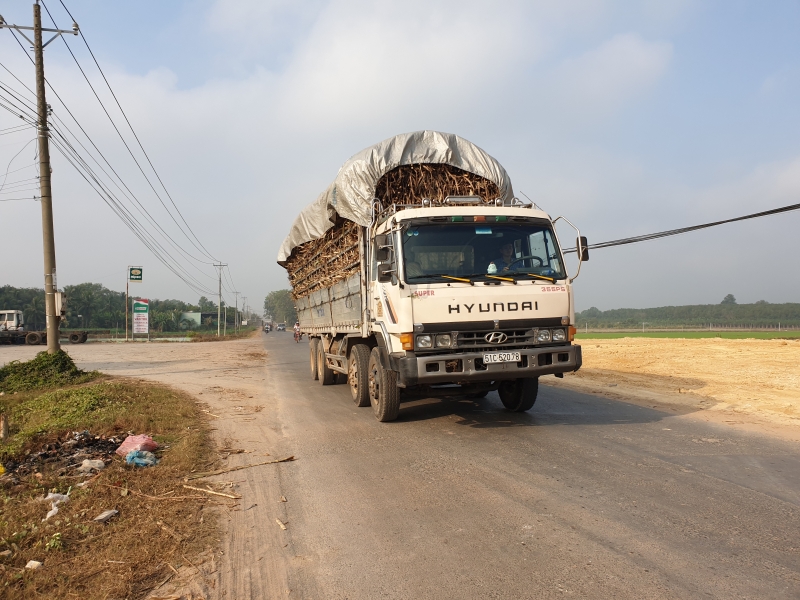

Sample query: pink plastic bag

[115,434,158,456]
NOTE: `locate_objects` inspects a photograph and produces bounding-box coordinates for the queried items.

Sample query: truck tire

[348,344,371,407]
[80,332,88,343]
[368,347,400,422]
[318,341,336,385]
[309,338,320,380]
[69,332,82,344]
[25,332,42,345]
[498,377,539,412]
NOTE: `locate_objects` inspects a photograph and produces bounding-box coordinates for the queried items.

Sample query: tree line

[577,295,800,328]
[0,284,239,332]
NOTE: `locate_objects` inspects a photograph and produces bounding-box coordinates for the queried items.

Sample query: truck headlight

[416,334,432,349]
[552,329,566,342]
[536,329,551,343]
[435,334,452,348]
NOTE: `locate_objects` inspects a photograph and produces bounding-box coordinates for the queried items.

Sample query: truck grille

[456,329,534,350]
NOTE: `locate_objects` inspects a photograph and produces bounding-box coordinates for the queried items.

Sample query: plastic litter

[125,450,158,467]
[93,509,118,523]
[76,459,105,474]
[25,560,43,570]
[41,492,70,521]
[115,434,158,456]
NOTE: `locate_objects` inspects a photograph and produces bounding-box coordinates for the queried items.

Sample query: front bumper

[392,344,582,387]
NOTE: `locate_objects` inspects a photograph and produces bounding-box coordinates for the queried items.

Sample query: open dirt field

[550,337,800,435]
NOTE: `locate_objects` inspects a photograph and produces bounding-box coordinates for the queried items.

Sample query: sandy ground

[549,337,800,438]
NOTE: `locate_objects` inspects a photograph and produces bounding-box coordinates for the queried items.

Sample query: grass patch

[0,378,217,599]
[575,331,800,340]
[0,351,99,393]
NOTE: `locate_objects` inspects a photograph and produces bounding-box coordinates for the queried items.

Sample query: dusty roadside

[548,337,800,441]
[1,335,293,600]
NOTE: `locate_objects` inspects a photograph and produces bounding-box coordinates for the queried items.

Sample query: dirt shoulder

[547,337,800,441]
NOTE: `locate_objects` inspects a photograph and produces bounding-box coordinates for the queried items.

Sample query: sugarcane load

[278,131,589,421]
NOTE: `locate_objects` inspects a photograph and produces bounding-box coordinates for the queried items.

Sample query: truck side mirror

[377,263,395,283]
[375,234,393,262]
[577,236,589,262]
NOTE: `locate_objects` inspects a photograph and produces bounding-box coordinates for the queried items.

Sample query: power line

[564,201,800,254]
[3,14,222,297]
[44,0,219,263]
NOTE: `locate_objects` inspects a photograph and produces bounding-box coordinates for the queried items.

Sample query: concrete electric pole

[0,4,79,353]
[233,291,240,334]
[214,263,227,337]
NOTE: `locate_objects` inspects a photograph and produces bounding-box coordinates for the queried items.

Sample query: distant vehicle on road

[264,324,271,332]
[276,323,286,331]
[0,308,88,345]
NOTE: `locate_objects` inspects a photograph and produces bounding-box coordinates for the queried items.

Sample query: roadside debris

[77,458,106,474]
[115,433,159,456]
[25,560,43,570]
[275,518,287,530]
[125,450,159,467]
[182,484,241,499]
[41,491,70,521]
[93,509,119,523]
[1,430,120,481]
[185,456,295,480]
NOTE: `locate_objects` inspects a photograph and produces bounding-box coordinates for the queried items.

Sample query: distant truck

[278,131,588,422]
[0,309,88,345]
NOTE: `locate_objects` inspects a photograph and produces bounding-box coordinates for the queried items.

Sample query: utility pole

[213,263,226,336]
[233,291,240,334]
[1,5,79,353]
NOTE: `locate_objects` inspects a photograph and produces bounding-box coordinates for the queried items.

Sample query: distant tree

[264,290,296,324]
[198,296,217,312]
[755,299,769,305]
[24,295,45,330]
[582,307,602,318]
[721,294,737,305]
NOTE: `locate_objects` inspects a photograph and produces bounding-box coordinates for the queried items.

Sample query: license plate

[482,352,521,364]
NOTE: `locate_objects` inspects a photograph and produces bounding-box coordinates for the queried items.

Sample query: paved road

[263,333,800,599]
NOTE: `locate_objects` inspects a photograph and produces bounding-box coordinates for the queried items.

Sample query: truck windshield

[401,222,566,283]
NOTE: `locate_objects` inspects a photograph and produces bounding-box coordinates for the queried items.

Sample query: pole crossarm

[0,15,79,48]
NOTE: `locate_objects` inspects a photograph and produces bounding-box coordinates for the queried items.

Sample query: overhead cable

[44,0,219,263]
[564,201,800,253]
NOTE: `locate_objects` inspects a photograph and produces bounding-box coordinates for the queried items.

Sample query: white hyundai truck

[278,131,588,421]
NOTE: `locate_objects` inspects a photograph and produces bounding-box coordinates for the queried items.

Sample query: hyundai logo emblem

[484,332,508,344]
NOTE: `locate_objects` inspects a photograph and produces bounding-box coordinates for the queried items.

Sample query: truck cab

[368,203,582,396]
[0,310,24,332]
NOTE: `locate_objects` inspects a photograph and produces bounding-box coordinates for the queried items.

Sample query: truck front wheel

[498,377,539,412]
[25,332,42,345]
[367,348,400,422]
[348,344,371,407]
[309,338,320,380]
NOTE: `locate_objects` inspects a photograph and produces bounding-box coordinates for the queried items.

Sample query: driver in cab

[488,242,515,273]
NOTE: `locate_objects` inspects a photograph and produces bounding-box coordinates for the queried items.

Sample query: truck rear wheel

[309,338,320,380]
[348,344,371,407]
[368,348,400,422]
[69,332,82,344]
[25,332,42,345]
[317,341,336,385]
[498,377,539,412]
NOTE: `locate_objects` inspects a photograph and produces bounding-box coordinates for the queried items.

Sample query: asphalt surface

[262,333,800,599]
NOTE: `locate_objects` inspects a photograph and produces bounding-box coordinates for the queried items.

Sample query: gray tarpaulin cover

[277,130,514,264]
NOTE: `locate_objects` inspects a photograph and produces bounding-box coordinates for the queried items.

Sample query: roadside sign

[129,266,143,282]
[133,299,149,334]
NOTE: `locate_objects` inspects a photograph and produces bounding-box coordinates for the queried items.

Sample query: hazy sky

[1,0,798,311]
